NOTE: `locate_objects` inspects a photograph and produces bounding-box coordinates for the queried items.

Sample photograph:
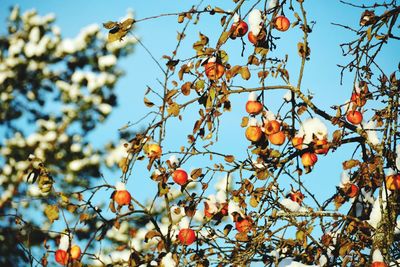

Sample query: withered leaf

[342,159,360,170]
[190,168,202,180]
[144,230,161,242]
[241,116,249,127]
[181,82,192,96]
[224,155,235,163]
[44,205,59,223]
[239,66,251,80]
[143,97,154,107]
[167,103,180,117]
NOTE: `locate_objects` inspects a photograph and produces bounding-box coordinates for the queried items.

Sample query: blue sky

[2,0,398,226]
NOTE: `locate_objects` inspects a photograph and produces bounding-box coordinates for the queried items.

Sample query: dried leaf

[190,168,202,180]
[239,66,251,80]
[343,159,360,170]
[167,103,180,117]
[44,205,59,223]
[181,82,192,96]
[224,155,235,163]
[241,117,249,127]
[145,230,161,242]
[143,97,154,107]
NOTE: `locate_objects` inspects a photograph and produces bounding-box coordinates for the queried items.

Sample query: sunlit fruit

[246,101,263,115]
[235,219,252,233]
[204,202,213,218]
[245,126,263,142]
[346,184,359,198]
[55,249,68,265]
[247,29,266,45]
[292,136,303,150]
[301,152,318,167]
[148,143,162,158]
[204,62,225,80]
[289,191,304,205]
[346,110,363,125]
[314,139,329,154]
[230,20,248,39]
[386,174,400,191]
[178,228,196,245]
[351,92,367,107]
[264,120,281,135]
[268,131,286,145]
[114,190,132,206]
[70,245,81,260]
[274,16,290,31]
[172,169,188,185]
[371,262,387,267]
[220,202,228,216]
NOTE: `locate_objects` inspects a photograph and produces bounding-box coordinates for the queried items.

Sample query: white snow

[280,198,301,212]
[248,92,258,101]
[339,171,350,187]
[178,217,190,229]
[248,9,263,36]
[372,249,384,262]
[264,110,277,121]
[248,117,259,126]
[161,252,177,267]
[268,0,279,9]
[115,182,126,191]
[228,200,244,221]
[168,155,179,166]
[283,90,292,102]
[367,190,389,228]
[98,103,112,115]
[360,120,380,145]
[298,118,328,145]
[233,13,240,23]
[98,54,117,70]
[278,258,318,267]
[59,234,70,250]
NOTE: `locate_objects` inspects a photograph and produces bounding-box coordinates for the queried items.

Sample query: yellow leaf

[44,205,59,223]
[144,97,154,107]
[167,103,180,117]
[240,66,251,80]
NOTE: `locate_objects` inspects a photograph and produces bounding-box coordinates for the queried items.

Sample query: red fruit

[178,228,196,245]
[172,169,188,185]
[274,16,290,32]
[70,245,81,260]
[386,174,400,191]
[314,139,329,154]
[292,136,303,150]
[220,202,228,216]
[204,62,225,80]
[55,249,68,265]
[268,131,286,146]
[346,110,363,125]
[346,184,359,198]
[289,191,304,205]
[247,29,266,45]
[245,101,263,115]
[371,262,387,267]
[245,126,263,142]
[301,152,318,167]
[114,190,131,206]
[204,202,213,218]
[230,20,248,39]
[235,219,252,233]
[148,143,162,158]
[264,120,281,135]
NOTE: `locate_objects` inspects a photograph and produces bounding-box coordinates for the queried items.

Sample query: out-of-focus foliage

[0,6,135,266]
